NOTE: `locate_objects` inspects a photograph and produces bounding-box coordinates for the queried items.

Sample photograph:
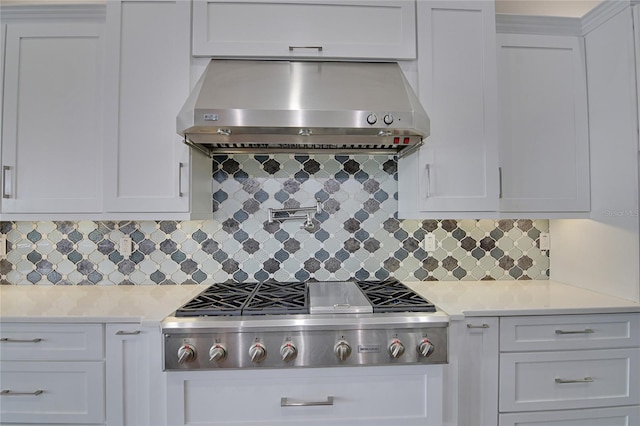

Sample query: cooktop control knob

[366,113,378,125]
[388,339,405,359]
[249,342,267,363]
[280,342,297,363]
[177,344,197,364]
[334,340,352,361]
[208,344,227,363]
[418,338,435,358]
[383,114,394,125]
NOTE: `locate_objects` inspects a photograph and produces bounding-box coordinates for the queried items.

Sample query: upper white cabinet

[191,0,416,60]
[1,21,104,216]
[398,0,499,218]
[497,33,590,213]
[104,0,211,218]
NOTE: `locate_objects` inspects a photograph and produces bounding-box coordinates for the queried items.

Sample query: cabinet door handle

[288,45,323,52]
[425,164,431,198]
[555,329,594,335]
[115,330,141,335]
[0,337,42,343]
[498,166,503,199]
[178,162,185,198]
[555,377,593,384]
[281,396,334,407]
[466,324,490,329]
[1,389,44,396]
[2,166,11,199]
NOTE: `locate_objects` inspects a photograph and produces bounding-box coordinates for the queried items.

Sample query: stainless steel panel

[308,281,373,314]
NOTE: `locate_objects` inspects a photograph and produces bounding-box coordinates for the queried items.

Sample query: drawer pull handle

[0,338,42,343]
[281,396,334,407]
[555,377,594,384]
[1,389,44,396]
[115,330,141,335]
[555,329,594,335]
[467,324,490,329]
[289,45,323,52]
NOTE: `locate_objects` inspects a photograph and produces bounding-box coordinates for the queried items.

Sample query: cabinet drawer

[499,349,640,412]
[500,314,640,351]
[499,406,640,426]
[192,0,416,59]
[167,365,442,425]
[0,323,103,360]
[0,361,105,424]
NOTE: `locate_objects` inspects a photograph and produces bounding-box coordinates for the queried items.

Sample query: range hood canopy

[177,59,430,157]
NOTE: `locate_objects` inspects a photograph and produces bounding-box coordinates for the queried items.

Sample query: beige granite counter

[0,284,204,324]
[405,280,640,320]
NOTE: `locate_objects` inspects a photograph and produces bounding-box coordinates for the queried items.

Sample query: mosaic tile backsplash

[0,154,549,285]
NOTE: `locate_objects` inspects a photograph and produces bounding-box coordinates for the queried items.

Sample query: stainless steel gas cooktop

[162,279,448,371]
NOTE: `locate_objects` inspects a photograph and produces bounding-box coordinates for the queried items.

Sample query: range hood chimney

[177,59,430,157]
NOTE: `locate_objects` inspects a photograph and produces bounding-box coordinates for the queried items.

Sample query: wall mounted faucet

[268,199,322,230]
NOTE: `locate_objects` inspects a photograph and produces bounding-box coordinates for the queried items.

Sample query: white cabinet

[104,0,211,219]
[498,314,640,423]
[398,0,499,218]
[106,324,147,426]
[497,33,590,213]
[166,365,443,426]
[0,21,104,216]
[191,0,416,60]
[0,323,105,424]
[445,318,499,426]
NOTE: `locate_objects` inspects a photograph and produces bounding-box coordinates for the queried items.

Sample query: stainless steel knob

[383,114,394,125]
[280,342,297,363]
[366,113,378,125]
[418,338,435,358]
[334,340,351,361]
[249,342,267,363]
[388,339,405,359]
[177,344,197,364]
[209,344,227,363]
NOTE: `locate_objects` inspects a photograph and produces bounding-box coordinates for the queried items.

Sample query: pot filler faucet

[268,199,322,231]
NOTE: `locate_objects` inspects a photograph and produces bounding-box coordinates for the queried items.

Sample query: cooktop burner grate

[174,281,260,317]
[355,279,436,313]
[242,280,309,315]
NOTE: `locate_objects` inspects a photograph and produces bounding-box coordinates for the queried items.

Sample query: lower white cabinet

[166,365,443,426]
[0,323,106,425]
[499,406,640,426]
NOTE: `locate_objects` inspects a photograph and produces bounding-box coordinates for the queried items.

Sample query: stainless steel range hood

[177,60,430,157]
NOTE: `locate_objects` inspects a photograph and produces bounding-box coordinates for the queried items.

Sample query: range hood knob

[209,344,227,363]
[366,113,378,125]
[177,344,197,365]
[249,342,267,363]
[418,338,435,358]
[280,342,298,363]
[334,340,352,361]
[383,114,394,125]
[388,339,405,359]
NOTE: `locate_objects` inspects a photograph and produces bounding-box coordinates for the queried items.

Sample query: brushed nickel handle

[555,377,593,384]
[555,329,594,335]
[1,389,44,396]
[466,324,490,329]
[178,162,185,198]
[281,396,334,407]
[115,330,141,335]
[1,337,42,343]
[425,164,431,198]
[2,166,11,199]
[498,166,503,199]
[288,45,323,52]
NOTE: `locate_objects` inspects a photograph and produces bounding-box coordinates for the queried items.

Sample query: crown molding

[582,0,632,35]
[0,3,106,22]
[496,14,583,36]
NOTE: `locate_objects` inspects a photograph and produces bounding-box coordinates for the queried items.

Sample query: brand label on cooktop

[357,344,381,354]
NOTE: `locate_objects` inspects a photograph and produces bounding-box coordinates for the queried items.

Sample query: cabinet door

[106,324,146,426]
[1,23,103,214]
[497,34,590,212]
[449,318,499,426]
[104,0,198,214]
[192,0,416,60]
[398,0,499,217]
[499,406,640,426]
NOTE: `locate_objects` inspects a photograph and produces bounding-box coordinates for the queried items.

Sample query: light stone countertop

[404,280,640,320]
[0,284,205,325]
[1,280,639,325]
